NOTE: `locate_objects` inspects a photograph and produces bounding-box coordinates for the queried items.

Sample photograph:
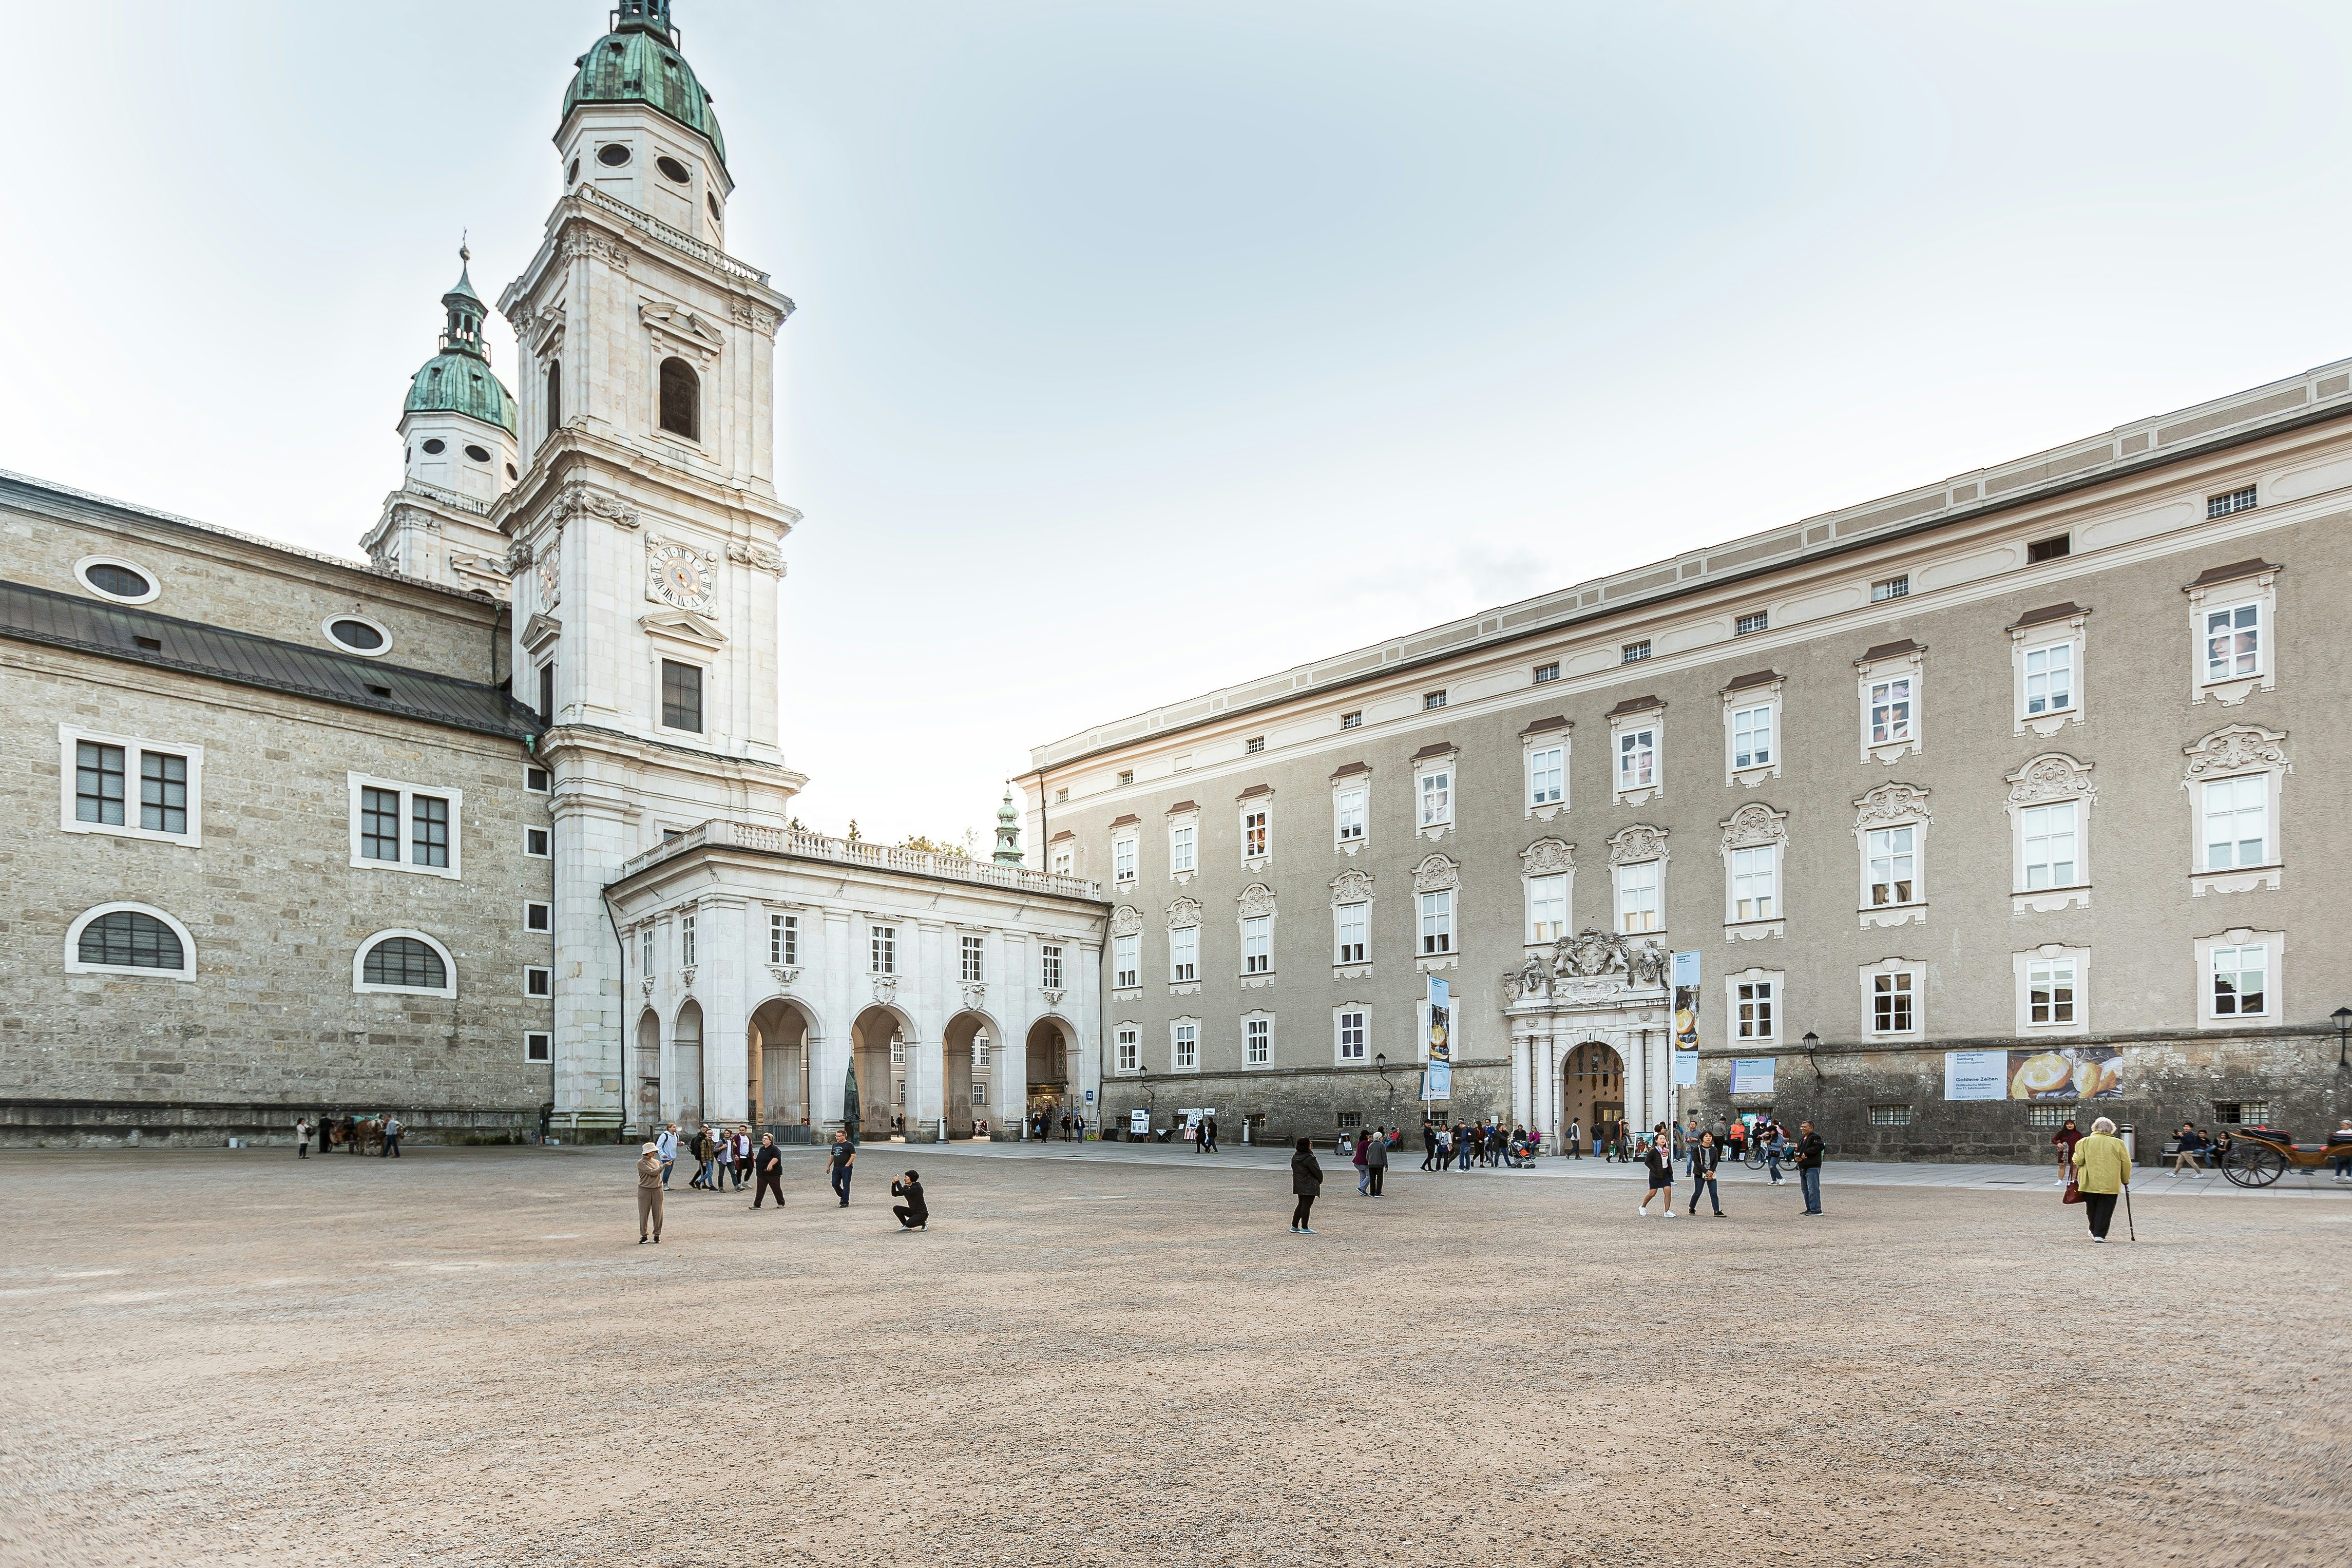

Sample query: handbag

[2061,1169,2083,1205]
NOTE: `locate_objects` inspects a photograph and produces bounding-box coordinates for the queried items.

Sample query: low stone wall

[1095,1060,1512,1150]
[0,1098,542,1150]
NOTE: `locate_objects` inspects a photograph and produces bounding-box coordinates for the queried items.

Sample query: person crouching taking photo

[890,1170,928,1232]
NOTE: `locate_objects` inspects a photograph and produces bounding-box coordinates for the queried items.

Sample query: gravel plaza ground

[2,1139,2346,1568]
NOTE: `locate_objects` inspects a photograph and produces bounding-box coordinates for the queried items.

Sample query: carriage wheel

[2225,1142,2287,1188]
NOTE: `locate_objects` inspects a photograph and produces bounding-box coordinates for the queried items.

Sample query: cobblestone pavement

[2,1144,2344,1568]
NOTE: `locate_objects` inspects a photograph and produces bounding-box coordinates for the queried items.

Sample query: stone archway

[850,1005,910,1138]
[1025,1016,1072,1125]
[673,999,705,1129]
[634,1009,662,1134]
[942,1011,997,1138]
[749,998,814,1132]
[1560,1041,1626,1152]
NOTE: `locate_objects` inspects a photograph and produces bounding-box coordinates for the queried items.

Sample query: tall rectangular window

[1871,971,1915,1033]
[661,660,704,733]
[1335,903,1367,964]
[1170,926,1198,983]
[1730,845,1775,921]
[1113,836,1137,882]
[1117,1028,1139,1073]
[2022,643,2073,714]
[1241,917,1271,974]
[960,933,985,983]
[1170,823,1196,874]
[2203,603,2261,682]
[1245,1018,1270,1064]
[2020,802,2077,889]
[1041,943,1064,989]
[360,787,401,861]
[1113,933,1139,988]
[1867,825,1916,905]
[680,912,697,968]
[1174,1023,1197,1069]
[1419,890,1453,955]
[1337,1010,1366,1060]
[410,794,450,868]
[870,925,896,974]
[1614,861,1659,933]
[1867,678,1913,745]
[1617,728,1656,792]
[1053,845,1073,876]
[1731,704,1772,769]
[1736,980,1775,1041]
[526,902,552,932]
[538,662,556,724]
[2202,777,2267,868]
[1242,807,1268,859]
[1528,745,1564,807]
[75,741,126,826]
[2211,945,2267,1017]
[2027,957,2075,1025]
[1526,873,1567,943]
[771,912,797,966]
[641,924,655,975]
[1335,788,1367,843]
[138,752,188,834]
[1419,769,1452,828]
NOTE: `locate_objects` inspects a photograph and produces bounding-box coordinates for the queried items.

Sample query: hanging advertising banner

[1670,952,1700,1053]
[1673,1050,1699,1087]
[2006,1046,2124,1102]
[1730,1058,1776,1095]
[1671,950,1702,989]
[1421,1064,1451,1101]
[1943,1050,2007,1102]
[1426,976,1451,1062]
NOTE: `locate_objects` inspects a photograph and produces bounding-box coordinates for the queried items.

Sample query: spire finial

[459,231,470,266]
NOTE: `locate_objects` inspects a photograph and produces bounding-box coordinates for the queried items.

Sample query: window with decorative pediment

[1412,855,1459,962]
[2010,603,2088,737]
[2183,560,2278,707]
[1238,883,1276,979]
[1854,640,1925,766]
[1719,671,1782,788]
[1521,717,1570,819]
[1607,698,1663,805]
[1519,837,1574,945]
[2014,943,2090,1036]
[2006,753,2095,913]
[1167,897,1201,986]
[1330,869,1374,969]
[2182,724,2289,897]
[1110,905,1142,991]
[1607,825,1668,936]
[2195,926,2284,1028]
[1718,802,1786,939]
[1853,782,1930,928]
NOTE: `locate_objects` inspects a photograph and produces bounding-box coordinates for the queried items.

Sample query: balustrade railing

[575,186,770,285]
[616,818,1101,900]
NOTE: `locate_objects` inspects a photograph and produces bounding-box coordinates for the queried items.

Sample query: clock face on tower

[647,541,717,611]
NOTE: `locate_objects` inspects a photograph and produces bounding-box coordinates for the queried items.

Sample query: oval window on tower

[421,437,446,455]
[597,143,631,167]
[706,192,721,222]
[79,559,157,603]
[567,158,580,186]
[506,463,519,481]
[656,155,691,185]
[326,616,389,655]
[464,444,491,464]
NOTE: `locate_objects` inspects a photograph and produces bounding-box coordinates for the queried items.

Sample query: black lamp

[2333,1006,2351,1069]
[1803,1031,1822,1081]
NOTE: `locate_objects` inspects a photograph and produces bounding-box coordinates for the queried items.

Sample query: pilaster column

[1536,1031,1557,1150]
[700,894,752,1122]
[1508,1027,1530,1133]
[550,782,634,1136]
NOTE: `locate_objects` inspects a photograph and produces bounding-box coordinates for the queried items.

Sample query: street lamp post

[2333,1007,2351,1069]
[1803,1031,1823,1081]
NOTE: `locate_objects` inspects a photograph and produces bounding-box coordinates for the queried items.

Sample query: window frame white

[1414,752,1456,836]
[1333,897,1369,966]
[1243,1012,1273,1067]
[1860,959,1923,1040]
[526,1031,553,1063]
[1719,674,1783,788]
[870,924,897,976]
[526,965,554,999]
[352,928,459,999]
[960,932,986,984]
[1613,859,1660,935]
[1239,796,1271,866]
[1169,920,1199,985]
[2004,753,2095,914]
[1418,889,1454,956]
[1728,841,1779,926]
[1334,1005,1368,1064]
[1170,1018,1201,1072]
[2185,565,2278,707]
[1608,703,1663,805]
[1522,720,1569,820]
[1333,781,1369,850]
[2013,944,2089,1036]
[2182,724,2289,897]
[770,911,799,968]
[1112,832,1138,884]
[1854,643,1925,766]
[63,901,197,981]
[1725,968,1783,1044]
[60,725,204,848]
[679,910,696,969]
[526,901,553,934]
[1168,810,1199,881]
[1525,871,1568,945]
[1853,783,1930,928]
[652,651,713,741]
[322,611,394,659]
[1240,914,1272,976]
[1115,1025,1140,1074]
[2195,928,2284,1028]
[525,826,551,858]
[75,555,162,606]
[2011,607,2088,738]
[1040,943,1064,991]
[1112,932,1140,990]
[347,773,463,881]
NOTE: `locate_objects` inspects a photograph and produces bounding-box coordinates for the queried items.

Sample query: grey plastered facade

[0,476,554,1146]
[1030,361,2352,1159]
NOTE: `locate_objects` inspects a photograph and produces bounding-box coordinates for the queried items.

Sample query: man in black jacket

[750,1133,786,1209]
[1796,1121,1826,1215]
[1687,1131,1725,1216]
[890,1170,928,1231]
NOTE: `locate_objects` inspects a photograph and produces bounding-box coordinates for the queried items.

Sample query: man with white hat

[636,1141,665,1244]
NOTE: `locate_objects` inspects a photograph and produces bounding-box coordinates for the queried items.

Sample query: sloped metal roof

[0,579,537,740]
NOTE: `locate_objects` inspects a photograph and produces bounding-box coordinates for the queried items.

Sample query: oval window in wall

[422,437,447,455]
[707,192,721,222]
[78,558,159,604]
[597,143,632,167]
[567,158,580,186]
[464,444,492,464]
[656,155,691,184]
[326,615,390,656]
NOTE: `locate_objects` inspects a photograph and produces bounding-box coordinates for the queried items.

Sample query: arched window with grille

[66,904,194,979]
[353,930,456,997]
[658,356,699,441]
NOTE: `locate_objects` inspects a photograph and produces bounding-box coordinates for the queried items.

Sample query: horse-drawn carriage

[2219,1125,2350,1187]
[322,1114,387,1155]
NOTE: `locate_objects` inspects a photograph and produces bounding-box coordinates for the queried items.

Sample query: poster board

[1729,1058,1776,1095]
[1943,1050,2007,1102]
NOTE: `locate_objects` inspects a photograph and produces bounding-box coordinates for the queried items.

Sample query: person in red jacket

[2050,1117,2083,1189]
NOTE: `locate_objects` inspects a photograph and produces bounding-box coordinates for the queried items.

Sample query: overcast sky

[7,1,2351,848]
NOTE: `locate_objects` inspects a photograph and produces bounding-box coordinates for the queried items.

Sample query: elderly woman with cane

[2071,1116,2132,1242]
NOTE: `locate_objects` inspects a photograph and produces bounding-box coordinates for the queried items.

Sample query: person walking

[381,1115,403,1158]
[1617,1123,1633,1163]
[2330,1118,2352,1182]
[295,1117,311,1159]
[1566,1118,1581,1160]
[827,1129,855,1206]
[689,1126,713,1190]
[1688,1131,1725,1217]
[1290,1137,1323,1234]
[751,1133,785,1209]
[1638,1123,1677,1218]
[2071,1116,2132,1242]
[657,1123,679,1189]
[1764,1126,1787,1185]
[1458,1125,1476,1172]
[1365,1124,1390,1197]
[1204,1115,1219,1153]
[2050,1117,2083,1189]
[1795,1120,1826,1215]
[1352,1128,1372,1195]
[636,1141,664,1245]
[1421,1120,1438,1172]
[890,1169,929,1231]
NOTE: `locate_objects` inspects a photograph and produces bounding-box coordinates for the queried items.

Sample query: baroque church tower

[495,0,802,1134]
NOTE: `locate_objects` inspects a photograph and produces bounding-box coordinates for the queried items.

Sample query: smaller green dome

[403,246,515,435]
[562,3,727,169]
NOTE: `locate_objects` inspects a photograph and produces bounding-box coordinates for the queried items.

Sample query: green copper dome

[561,1,727,170]
[403,248,516,435]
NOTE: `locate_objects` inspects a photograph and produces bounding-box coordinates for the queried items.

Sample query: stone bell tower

[494,0,804,1135]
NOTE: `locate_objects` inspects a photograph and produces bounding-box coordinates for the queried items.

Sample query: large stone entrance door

[850,1006,905,1138]
[1025,1018,1068,1122]
[749,998,811,1132]
[1561,1041,1625,1150]
[943,1012,989,1137]
[673,1000,705,1129]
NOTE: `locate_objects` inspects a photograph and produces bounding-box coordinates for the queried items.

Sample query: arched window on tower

[545,359,562,437]
[658,356,699,442]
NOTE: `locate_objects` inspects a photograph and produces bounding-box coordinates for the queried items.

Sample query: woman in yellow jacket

[2072,1116,2132,1242]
